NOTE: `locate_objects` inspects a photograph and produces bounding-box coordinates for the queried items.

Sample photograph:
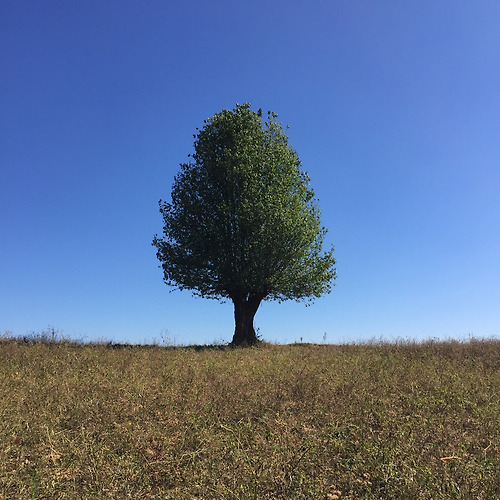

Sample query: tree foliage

[153,104,336,345]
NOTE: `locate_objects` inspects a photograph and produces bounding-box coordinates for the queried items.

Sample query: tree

[153,104,336,346]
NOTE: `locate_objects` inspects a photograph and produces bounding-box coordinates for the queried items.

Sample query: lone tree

[153,104,336,346]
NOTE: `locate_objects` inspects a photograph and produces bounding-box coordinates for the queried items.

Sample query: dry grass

[1,334,499,498]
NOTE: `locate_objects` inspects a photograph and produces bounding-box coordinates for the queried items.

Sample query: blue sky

[1,1,499,345]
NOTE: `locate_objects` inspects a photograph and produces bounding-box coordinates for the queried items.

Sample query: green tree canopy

[153,104,336,345]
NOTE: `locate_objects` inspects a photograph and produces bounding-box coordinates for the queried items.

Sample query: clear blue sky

[1,1,499,345]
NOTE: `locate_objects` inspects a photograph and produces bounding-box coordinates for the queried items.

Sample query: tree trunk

[231,294,263,346]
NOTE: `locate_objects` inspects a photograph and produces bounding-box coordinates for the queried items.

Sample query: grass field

[1,333,499,499]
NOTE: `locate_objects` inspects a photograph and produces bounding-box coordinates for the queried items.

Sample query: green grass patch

[1,336,499,498]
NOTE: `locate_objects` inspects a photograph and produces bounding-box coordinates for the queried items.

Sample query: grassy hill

[1,335,499,498]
